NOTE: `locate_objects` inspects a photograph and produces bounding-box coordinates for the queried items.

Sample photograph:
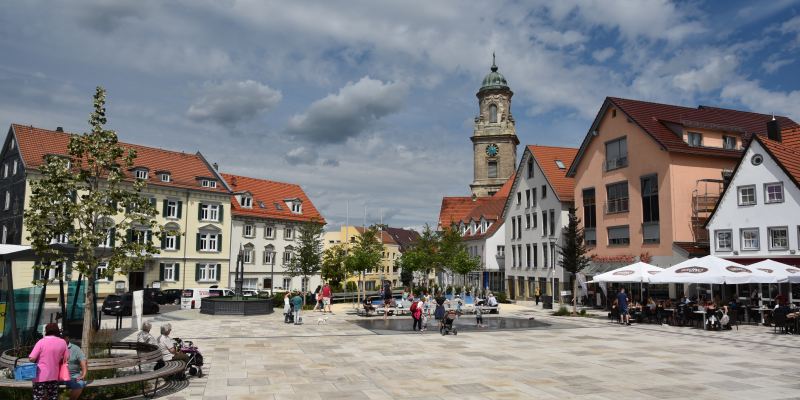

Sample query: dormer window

[555,160,565,169]
[286,199,302,214]
[10,138,15,150]
[134,169,148,180]
[241,196,253,208]
[200,179,217,188]
[160,173,171,182]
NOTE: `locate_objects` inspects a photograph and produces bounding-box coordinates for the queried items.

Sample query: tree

[25,87,166,352]
[343,226,383,302]
[321,244,347,287]
[398,259,413,287]
[557,208,591,316]
[448,248,481,289]
[286,220,325,304]
[396,225,438,286]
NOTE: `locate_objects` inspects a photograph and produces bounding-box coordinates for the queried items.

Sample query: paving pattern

[125,303,800,400]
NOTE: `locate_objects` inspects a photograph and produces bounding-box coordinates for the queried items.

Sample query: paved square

[126,303,800,400]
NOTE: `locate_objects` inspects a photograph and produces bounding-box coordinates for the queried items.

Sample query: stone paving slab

[123,303,800,400]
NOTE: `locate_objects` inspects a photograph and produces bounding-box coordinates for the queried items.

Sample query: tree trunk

[572,274,578,316]
[81,276,95,356]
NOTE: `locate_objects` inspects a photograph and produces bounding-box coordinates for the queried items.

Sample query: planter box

[200,298,273,316]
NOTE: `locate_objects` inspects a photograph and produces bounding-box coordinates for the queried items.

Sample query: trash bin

[542,295,553,309]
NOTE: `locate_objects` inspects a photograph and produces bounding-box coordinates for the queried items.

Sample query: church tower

[470,55,519,197]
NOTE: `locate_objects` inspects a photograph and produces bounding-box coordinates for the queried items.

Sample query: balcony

[605,198,629,214]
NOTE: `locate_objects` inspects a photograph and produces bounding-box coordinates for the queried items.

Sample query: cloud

[671,54,739,93]
[284,146,318,165]
[592,47,616,62]
[762,58,793,74]
[285,77,407,144]
[720,80,800,121]
[75,0,151,33]
[187,80,282,127]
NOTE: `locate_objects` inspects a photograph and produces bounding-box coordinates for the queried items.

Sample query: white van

[181,287,234,310]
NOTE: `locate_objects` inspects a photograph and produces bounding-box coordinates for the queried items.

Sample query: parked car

[142,288,165,304]
[102,293,160,316]
[181,288,234,310]
[160,289,182,305]
[241,290,259,297]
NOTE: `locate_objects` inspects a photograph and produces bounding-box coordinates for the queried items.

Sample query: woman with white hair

[157,323,187,362]
[137,321,157,346]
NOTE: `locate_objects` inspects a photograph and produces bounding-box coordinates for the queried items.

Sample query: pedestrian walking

[313,285,322,311]
[291,291,304,325]
[322,283,333,314]
[434,291,446,329]
[382,280,393,320]
[283,292,292,323]
[476,304,484,327]
[411,298,422,331]
[535,286,540,305]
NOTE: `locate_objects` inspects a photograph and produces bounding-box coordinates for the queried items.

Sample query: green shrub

[579,309,587,316]
[495,291,510,303]
[552,306,570,316]
[345,281,357,291]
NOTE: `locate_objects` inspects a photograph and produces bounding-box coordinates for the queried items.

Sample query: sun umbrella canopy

[588,262,663,283]
[748,259,800,283]
[649,255,778,284]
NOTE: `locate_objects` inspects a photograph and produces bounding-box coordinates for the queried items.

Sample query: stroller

[440,310,458,335]
[174,338,204,377]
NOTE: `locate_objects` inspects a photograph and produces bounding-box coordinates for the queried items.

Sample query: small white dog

[316,316,329,325]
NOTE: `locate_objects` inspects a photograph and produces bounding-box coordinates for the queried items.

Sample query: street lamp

[549,237,558,307]
[235,244,244,297]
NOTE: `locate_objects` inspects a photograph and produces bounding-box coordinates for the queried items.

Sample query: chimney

[55,127,64,132]
[767,115,781,142]
[212,162,218,170]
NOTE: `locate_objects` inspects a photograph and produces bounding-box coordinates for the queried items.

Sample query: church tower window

[489,104,498,123]
[488,161,498,178]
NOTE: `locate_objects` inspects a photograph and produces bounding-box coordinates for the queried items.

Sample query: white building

[221,173,326,293]
[502,145,577,301]
[706,123,800,266]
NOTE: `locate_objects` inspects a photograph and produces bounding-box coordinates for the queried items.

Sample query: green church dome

[479,54,509,92]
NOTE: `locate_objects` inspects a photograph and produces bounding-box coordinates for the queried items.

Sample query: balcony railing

[605,198,629,214]
[605,156,628,171]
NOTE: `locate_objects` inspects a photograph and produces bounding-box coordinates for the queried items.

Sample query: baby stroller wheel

[188,365,199,376]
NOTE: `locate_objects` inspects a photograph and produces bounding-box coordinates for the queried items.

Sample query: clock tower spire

[470,55,519,197]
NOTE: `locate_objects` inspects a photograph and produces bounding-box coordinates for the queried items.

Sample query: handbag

[59,349,71,382]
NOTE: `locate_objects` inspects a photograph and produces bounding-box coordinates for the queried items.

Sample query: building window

[283,249,293,264]
[582,188,597,245]
[200,204,220,221]
[608,225,630,246]
[525,214,531,229]
[134,169,148,180]
[2,164,7,178]
[199,232,220,252]
[525,189,531,208]
[542,211,547,236]
[531,188,537,207]
[606,181,629,213]
[715,230,732,252]
[163,234,177,250]
[532,213,538,229]
[768,227,789,250]
[282,278,291,290]
[527,158,534,179]
[687,132,702,147]
[542,243,548,268]
[1,226,6,244]
[516,192,521,205]
[165,200,178,218]
[643,223,659,244]
[243,247,254,264]
[96,263,111,282]
[241,196,253,208]
[740,228,759,251]
[549,209,555,237]
[263,248,275,264]
[737,185,756,206]
[723,136,736,150]
[605,137,628,170]
[511,218,516,240]
[511,245,517,268]
[488,161,498,179]
[765,183,784,204]
[489,104,498,123]
[641,175,659,222]
[244,224,255,238]
[200,179,217,188]
[555,160,565,169]
[198,264,217,282]
[541,185,547,199]
[284,227,294,240]
[497,245,504,258]
[160,173,171,182]
[265,225,275,239]
[532,244,538,268]
[4,191,9,210]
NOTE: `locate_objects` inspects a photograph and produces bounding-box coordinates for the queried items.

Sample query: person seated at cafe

[363,296,376,314]
[705,301,721,330]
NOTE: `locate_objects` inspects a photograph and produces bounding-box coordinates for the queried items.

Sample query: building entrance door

[263,278,272,291]
[128,271,144,291]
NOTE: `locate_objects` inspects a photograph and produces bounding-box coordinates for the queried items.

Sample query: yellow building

[324,226,403,290]
[1,125,232,295]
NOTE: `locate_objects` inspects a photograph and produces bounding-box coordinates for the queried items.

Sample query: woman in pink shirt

[28,323,68,400]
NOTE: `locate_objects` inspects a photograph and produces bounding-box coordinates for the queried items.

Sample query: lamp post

[549,237,558,307]
[235,244,244,297]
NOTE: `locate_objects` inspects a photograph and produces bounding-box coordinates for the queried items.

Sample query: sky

[2,0,800,231]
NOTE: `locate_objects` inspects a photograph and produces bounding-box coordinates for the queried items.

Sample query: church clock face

[485,144,499,157]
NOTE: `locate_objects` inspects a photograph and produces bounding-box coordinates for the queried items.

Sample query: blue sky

[2,0,800,230]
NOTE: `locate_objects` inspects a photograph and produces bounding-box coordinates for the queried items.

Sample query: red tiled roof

[608,97,797,157]
[438,197,484,228]
[220,173,325,224]
[353,226,397,245]
[528,145,577,201]
[757,129,800,187]
[12,124,226,193]
[384,227,421,251]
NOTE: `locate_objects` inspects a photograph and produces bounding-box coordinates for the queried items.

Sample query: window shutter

[242,224,247,235]
[215,264,221,281]
[175,234,181,250]
[162,200,168,217]
[149,197,156,208]
[198,204,203,220]
[160,233,166,250]
[126,229,133,244]
[217,234,222,252]
[109,228,116,248]
[177,201,183,218]
[146,231,152,245]
[195,264,201,282]
[159,263,165,281]
[196,233,201,251]
[175,264,180,281]
[218,205,224,222]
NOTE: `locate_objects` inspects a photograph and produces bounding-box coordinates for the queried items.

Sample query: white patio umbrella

[748,259,800,283]
[589,262,663,283]
[649,255,779,285]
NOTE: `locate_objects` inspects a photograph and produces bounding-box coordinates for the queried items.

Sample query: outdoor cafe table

[749,306,771,325]
[694,310,707,329]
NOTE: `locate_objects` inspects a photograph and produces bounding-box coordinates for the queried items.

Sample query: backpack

[410,301,418,313]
